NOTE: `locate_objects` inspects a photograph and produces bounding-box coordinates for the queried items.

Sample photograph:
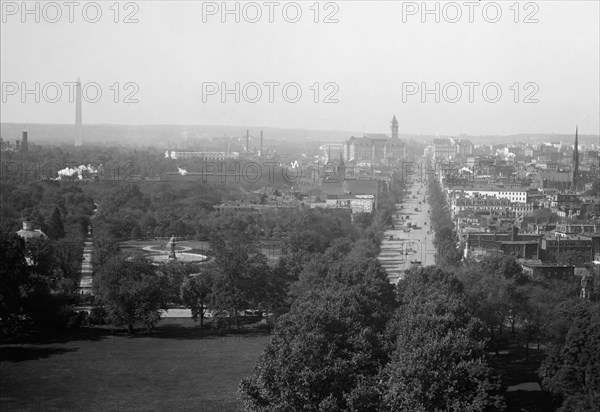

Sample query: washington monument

[74,78,83,146]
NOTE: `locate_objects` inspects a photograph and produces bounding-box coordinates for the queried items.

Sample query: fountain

[143,235,208,264]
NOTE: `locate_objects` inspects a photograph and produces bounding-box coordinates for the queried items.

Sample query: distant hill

[1,123,598,148]
[456,133,599,146]
[0,123,368,147]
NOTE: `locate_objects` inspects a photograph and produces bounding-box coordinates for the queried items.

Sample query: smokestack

[246,129,249,152]
[260,130,263,156]
[512,226,518,241]
[21,130,28,152]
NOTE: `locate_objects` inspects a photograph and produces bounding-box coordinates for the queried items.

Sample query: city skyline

[2,3,599,412]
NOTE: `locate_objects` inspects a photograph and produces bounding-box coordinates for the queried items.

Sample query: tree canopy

[93,253,168,333]
[539,301,600,411]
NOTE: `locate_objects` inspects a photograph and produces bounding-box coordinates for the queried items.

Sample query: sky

[1,0,599,136]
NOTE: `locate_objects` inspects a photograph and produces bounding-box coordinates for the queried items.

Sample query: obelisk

[75,78,83,146]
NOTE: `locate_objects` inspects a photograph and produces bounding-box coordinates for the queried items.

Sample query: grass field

[0,319,271,412]
[120,239,211,254]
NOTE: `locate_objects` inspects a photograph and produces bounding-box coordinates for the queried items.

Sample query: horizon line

[1,122,597,139]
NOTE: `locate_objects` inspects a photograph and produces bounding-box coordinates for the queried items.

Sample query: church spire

[571,126,579,192]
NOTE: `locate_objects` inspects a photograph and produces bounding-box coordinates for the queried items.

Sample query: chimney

[246,129,249,152]
[21,130,28,152]
[260,130,263,156]
[23,220,32,231]
[512,226,518,241]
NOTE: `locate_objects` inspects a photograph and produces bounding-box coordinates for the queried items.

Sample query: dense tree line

[0,231,85,337]
[93,253,167,333]
[382,267,505,411]
[240,265,505,411]
[539,300,600,411]
[0,175,93,322]
[1,180,93,240]
[427,175,462,267]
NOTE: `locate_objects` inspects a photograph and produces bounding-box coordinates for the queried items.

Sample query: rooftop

[16,221,46,239]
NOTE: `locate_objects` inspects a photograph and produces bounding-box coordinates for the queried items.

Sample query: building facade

[434,138,456,162]
[343,116,405,164]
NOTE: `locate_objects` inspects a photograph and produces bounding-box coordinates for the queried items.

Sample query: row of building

[1,131,29,152]
[434,130,599,290]
[204,117,407,216]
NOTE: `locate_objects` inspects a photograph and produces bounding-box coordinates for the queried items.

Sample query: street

[378,173,436,284]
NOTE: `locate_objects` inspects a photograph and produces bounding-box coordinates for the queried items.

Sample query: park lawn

[0,318,270,412]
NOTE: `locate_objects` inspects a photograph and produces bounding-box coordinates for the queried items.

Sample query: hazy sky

[1,0,599,136]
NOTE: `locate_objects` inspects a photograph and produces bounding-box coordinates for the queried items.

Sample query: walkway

[78,230,94,294]
[78,203,97,294]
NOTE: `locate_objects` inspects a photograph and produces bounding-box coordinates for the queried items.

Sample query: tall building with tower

[74,78,83,146]
[391,115,398,139]
[343,115,405,164]
[571,126,579,192]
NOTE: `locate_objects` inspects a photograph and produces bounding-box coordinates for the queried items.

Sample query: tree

[539,301,600,411]
[210,233,270,329]
[25,236,58,281]
[130,224,143,240]
[240,285,393,411]
[437,238,462,267]
[382,267,505,411]
[92,225,120,268]
[47,207,66,239]
[240,253,396,411]
[159,261,198,305]
[289,254,396,321]
[456,256,530,353]
[0,231,29,335]
[0,231,67,336]
[181,273,213,326]
[54,239,83,293]
[382,316,505,412]
[93,253,167,334]
[353,212,373,232]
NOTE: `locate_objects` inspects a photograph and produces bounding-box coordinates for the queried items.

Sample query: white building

[167,151,239,160]
[448,187,528,203]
